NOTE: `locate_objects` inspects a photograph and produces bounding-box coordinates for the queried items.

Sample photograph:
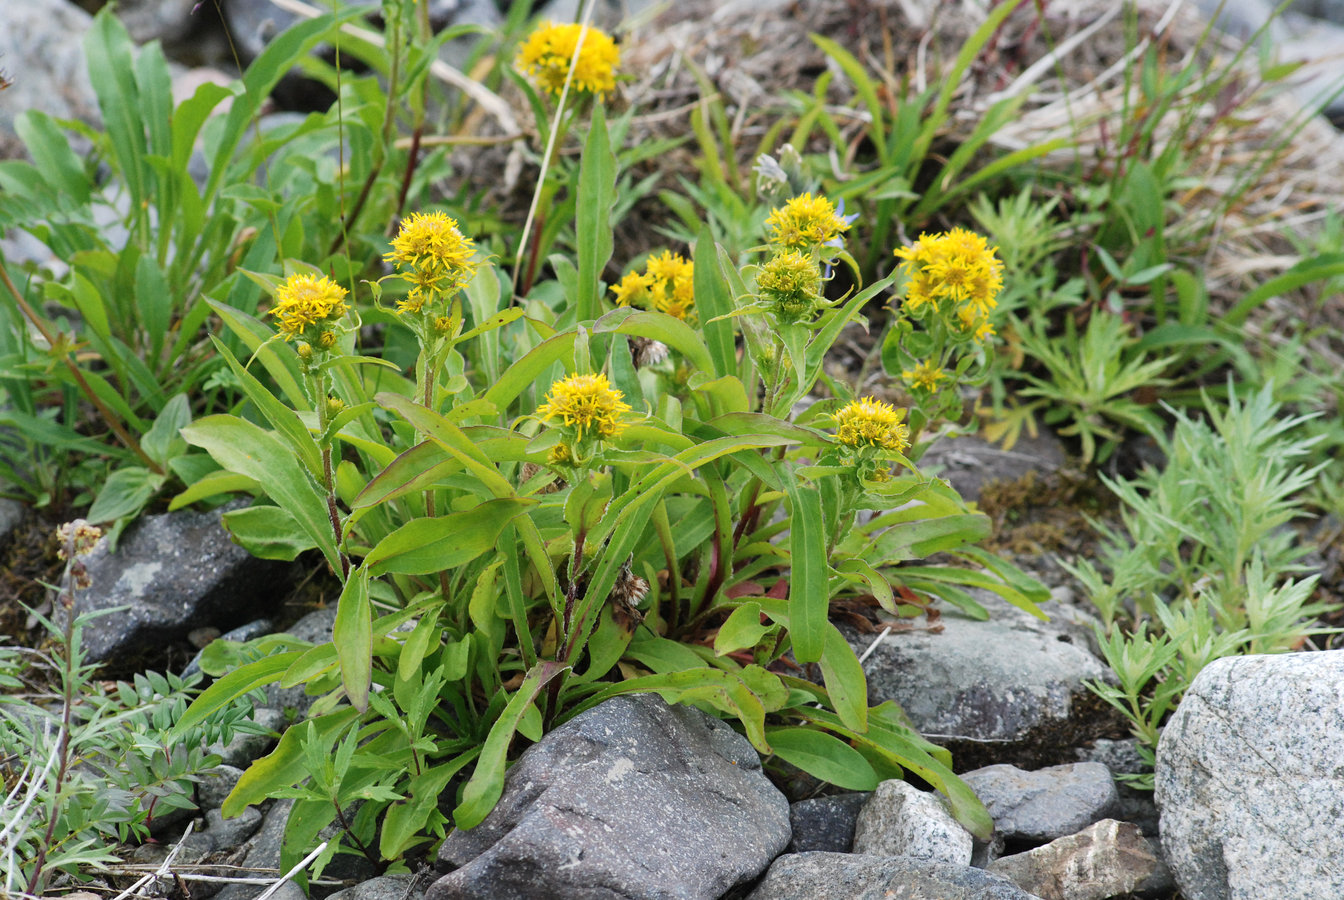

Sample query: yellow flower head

[611,270,653,307]
[893,227,1003,341]
[516,21,620,98]
[902,359,948,392]
[757,250,823,323]
[270,273,349,341]
[538,373,633,443]
[612,251,696,323]
[765,192,852,255]
[833,397,910,453]
[384,211,479,308]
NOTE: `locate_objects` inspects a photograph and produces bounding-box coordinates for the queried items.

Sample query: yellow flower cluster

[516,21,620,98]
[270,273,350,341]
[538,373,632,442]
[385,211,479,315]
[902,359,948,392]
[756,249,822,324]
[765,192,852,255]
[833,397,910,453]
[893,227,1003,342]
[611,251,695,323]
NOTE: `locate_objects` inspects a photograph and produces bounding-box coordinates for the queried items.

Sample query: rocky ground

[4,1,1344,899]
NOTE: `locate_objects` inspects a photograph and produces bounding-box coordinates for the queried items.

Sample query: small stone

[852,780,974,867]
[962,762,1120,843]
[746,851,1046,900]
[788,792,869,853]
[213,799,294,900]
[197,764,245,811]
[203,806,263,853]
[325,875,427,900]
[987,819,1174,900]
[0,499,23,545]
[919,430,1067,504]
[1155,651,1344,900]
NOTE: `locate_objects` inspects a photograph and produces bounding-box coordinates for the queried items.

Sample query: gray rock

[852,780,974,866]
[326,875,427,900]
[197,764,246,811]
[1074,739,1159,836]
[109,0,200,44]
[0,499,23,545]
[60,506,292,668]
[214,799,294,900]
[987,819,1173,900]
[853,591,1120,770]
[0,0,100,160]
[787,792,868,853]
[962,762,1120,843]
[919,430,1067,503]
[428,693,790,900]
[210,706,286,769]
[1155,651,1344,900]
[745,851,1046,900]
[204,805,263,852]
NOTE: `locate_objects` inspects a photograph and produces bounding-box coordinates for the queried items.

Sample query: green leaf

[714,602,770,656]
[142,394,192,468]
[576,107,616,322]
[169,469,259,510]
[172,651,305,741]
[593,307,716,375]
[482,331,577,413]
[333,567,372,712]
[222,707,362,818]
[14,111,89,204]
[818,622,868,732]
[785,481,828,664]
[85,9,146,203]
[221,505,317,560]
[364,498,535,576]
[87,466,165,524]
[181,414,340,572]
[765,726,879,791]
[694,227,736,379]
[455,661,566,829]
[380,754,475,859]
[211,336,323,481]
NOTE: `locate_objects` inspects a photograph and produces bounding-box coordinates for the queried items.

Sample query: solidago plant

[170,81,1045,880]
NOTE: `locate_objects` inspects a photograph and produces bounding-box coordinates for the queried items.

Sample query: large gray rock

[851,780,973,866]
[0,0,100,160]
[1155,651,1344,900]
[61,506,292,668]
[961,762,1120,843]
[746,852,1045,900]
[853,592,1120,769]
[919,430,1067,504]
[987,819,1173,900]
[109,0,201,44]
[428,693,790,900]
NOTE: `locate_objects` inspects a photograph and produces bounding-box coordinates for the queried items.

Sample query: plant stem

[0,262,162,475]
[312,369,351,580]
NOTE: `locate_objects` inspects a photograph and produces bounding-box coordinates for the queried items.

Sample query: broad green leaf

[221,707,361,818]
[714,601,770,656]
[211,336,323,481]
[380,754,475,858]
[334,567,372,711]
[786,481,828,664]
[693,226,736,378]
[593,307,715,374]
[576,107,615,322]
[169,470,260,510]
[172,651,305,740]
[221,505,317,560]
[765,726,879,791]
[482,331,577,412]
[142,394,192,468]
[364,498,534,576]
[181,414,340,571]
[87,466,165,524]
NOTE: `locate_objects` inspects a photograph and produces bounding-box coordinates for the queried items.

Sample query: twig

[256,841,330,900]
[856,626,892,667]
[109,821,196,900]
